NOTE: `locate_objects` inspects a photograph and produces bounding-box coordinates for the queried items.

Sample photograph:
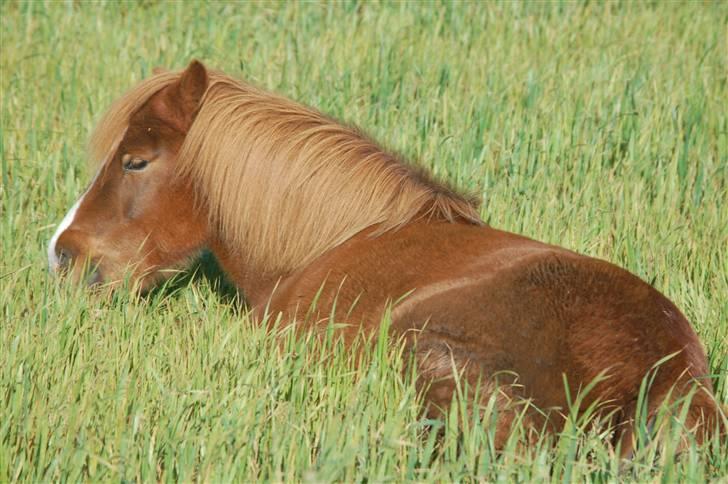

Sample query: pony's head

[48,61,211,290]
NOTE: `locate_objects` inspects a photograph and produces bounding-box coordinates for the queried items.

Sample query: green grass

[1,1,727,481]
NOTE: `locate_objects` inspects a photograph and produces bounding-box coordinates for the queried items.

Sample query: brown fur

[52,61,724,455]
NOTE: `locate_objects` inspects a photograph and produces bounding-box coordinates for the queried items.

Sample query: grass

[1,1,727,481]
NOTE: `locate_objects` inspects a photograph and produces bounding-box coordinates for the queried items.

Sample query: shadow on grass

[144,250,246,314]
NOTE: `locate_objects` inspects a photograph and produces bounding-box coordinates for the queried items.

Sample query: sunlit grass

[1,1,726,481]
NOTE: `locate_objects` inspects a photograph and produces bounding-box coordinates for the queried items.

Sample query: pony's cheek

[120,179,152,221]
[80,232,145,281]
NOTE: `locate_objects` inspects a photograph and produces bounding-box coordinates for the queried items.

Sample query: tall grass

[1,1,726,481]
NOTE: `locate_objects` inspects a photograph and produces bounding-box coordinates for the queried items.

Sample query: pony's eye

[123,157,149,172]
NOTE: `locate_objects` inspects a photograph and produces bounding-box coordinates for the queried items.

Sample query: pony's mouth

[85,265,103,286]
[54,256,104,287]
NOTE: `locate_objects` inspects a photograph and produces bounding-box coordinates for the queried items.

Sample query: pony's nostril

[56,247,73,270]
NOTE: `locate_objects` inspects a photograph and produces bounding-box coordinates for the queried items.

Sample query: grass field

[1,1,727,481]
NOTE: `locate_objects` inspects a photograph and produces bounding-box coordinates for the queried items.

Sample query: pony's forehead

[87,71,181,170]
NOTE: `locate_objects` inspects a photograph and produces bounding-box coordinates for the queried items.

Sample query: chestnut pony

[49,61,722,452]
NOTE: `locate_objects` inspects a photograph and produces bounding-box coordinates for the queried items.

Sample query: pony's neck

[208,234,283,308]
[178,74,482,278]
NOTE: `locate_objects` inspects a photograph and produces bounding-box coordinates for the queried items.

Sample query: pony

[48,60,723,454]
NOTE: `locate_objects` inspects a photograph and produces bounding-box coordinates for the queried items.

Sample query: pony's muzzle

[56,247,73,271]
[53,233,103,286]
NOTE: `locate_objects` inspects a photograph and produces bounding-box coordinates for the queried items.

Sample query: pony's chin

[57,263,156,294]
[65,260,193,295]
[129,266,187,295]
[52,257,104,287]
[86,267,103,286]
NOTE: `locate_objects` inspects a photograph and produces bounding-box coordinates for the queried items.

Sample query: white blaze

[47,168,102,271]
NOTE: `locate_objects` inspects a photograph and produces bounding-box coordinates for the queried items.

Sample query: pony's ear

[178,60,208,113]
[148,60,209,133]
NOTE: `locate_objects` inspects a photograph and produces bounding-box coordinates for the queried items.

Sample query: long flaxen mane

[89,67,483,274]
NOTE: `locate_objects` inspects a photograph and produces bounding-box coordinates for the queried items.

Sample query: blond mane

[89,68,483,275]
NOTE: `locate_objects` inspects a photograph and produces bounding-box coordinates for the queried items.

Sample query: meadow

[1,1,727,481]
